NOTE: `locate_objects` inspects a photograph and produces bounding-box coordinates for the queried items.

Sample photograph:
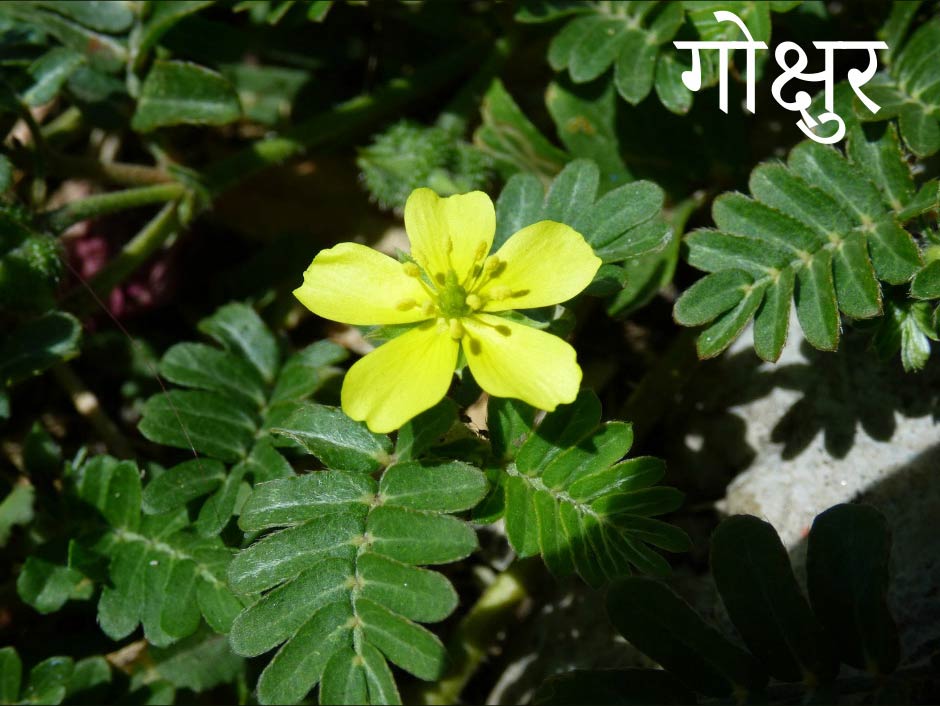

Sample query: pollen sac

[396,298,417,311]
[489,284,512,301]
[465,293,483,310]
[402,262,421,278]
[449,319,465,340]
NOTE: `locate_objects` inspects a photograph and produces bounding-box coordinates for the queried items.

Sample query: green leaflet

[0,647,110,706]
[545,75,632,188]
[126,626,244,698]
[856,19,940,157]
[536,0,797,114]
[138,303,348,536]
[807,504,900,675]
[711,516,836,683]
[271,402,392,473]
[546,2,686,111]
[394,399,458,462]
[912,259,940,299]
[228,460,487,705]
[16,557,93,614]
[17,455,245,648]
[0,2,127,72]
[0,485,35,548]
[135,1,216,63]
[197,302,282,384]
[132,60,242,132]
[608,577,767,697]
[0,311,80,386]
[21,47,85,107]
[599,505,901,703]
[675,130,925,361]
[489,391,689,587]
[474,78,569,180]
[493,160,670,271]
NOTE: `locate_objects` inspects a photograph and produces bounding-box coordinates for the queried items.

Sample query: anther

[449,319,465,340]
[402,262,421,277]
[465,294,483,310]
[421,300,436,316]
[396,298,417,311]
[483,255,501,274]
[474,241,488,262]
[489,285,512,301]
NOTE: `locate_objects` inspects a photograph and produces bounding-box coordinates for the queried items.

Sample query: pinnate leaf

[675,130,925,361]
[228,458,485,704]
[495,390,688,586]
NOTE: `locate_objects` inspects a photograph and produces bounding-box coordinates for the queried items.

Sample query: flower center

[401,243,507,328]
[438,270,470,318]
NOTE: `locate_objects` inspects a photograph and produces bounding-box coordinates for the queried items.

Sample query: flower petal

[404,188,495,282]
[342,321,459,433]
[294,242,430,325]
[476,221,601,311]
[462,314,581,411]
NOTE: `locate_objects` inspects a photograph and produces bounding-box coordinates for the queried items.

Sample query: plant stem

[41,106,83,144]
[414,559,541,705]
[53,43,479,306]
[203,42,484,196]
[51,363,135,459]
[64,200,180,313]
[48,152,176,186]
[43,182,186,232]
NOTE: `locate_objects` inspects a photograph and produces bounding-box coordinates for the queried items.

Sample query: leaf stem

[43,182,186,232]
[64,200,180,313]
[50,43,478,307]
[41,105,83,144]
[414,558,541,705]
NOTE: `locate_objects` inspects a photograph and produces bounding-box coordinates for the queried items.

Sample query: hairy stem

[43,182,186,232]
[46,152,175,186]
[51,363,135,459]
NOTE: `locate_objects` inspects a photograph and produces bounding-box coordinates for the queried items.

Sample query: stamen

[474,241,488,262]
[489,285,512,301]
[421,300,436,316]
[465,294,483,310]
[402,262,421,278]
[483,255,501,274]
[449,319,465,340]
[396,298,417,311]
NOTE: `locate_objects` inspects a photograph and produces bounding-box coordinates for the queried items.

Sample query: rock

[706,314,940,665]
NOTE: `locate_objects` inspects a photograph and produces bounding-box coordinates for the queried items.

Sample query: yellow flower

[294,188,602,433]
